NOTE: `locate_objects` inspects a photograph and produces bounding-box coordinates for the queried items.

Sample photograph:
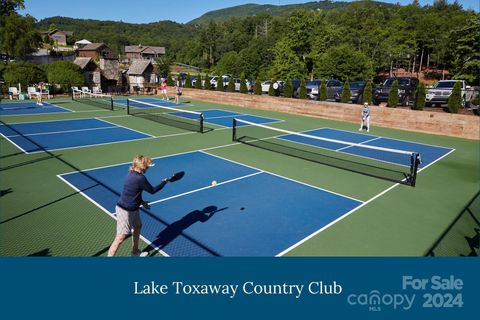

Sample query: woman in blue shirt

[108,155,170,257]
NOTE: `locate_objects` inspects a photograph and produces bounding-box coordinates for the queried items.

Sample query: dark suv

[372,77,419,106]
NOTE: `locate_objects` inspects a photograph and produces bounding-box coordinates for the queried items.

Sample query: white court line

[148,171,263,206]
[325,127,455,151]
[276,146,457,256]
[56,174,170,257]
[336,137,382,152]
[5,125,118,138]
[0,132,28,153]
[94,117,155,138]
[276,182,401,256]
[200,150,364,203]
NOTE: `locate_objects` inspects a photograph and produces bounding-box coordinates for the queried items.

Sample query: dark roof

[125,45,165,54]
[42,29,73,36]
[74,57,95,70]
[127,60,153,75]
[78,43,108,51]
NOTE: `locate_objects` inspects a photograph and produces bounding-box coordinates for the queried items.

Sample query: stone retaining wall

[181,88,480,140]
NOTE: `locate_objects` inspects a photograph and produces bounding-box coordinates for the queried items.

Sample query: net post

[199,113,204,133]
[127,99,130,115]
[109,96,114,110]
[409,153,421,187]
[232,118,237,141]
[71,87,74,101]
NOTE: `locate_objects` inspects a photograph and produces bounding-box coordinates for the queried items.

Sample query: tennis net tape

[232,118,421,186]
[127,99,204,133]
[72,89,114,110]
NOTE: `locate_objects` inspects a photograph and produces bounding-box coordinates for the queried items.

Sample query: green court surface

[0,96,478,256]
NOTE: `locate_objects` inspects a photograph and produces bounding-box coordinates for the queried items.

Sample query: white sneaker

[358,128,362,131]
[367,129,369,132]
[39,103,43,106]
[131,251,148,257]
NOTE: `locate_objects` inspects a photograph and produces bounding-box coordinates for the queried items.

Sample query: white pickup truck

[425,80,474,108]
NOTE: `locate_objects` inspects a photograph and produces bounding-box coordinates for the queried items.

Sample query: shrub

[268,81,275,96]
[447,81,462,113]
[341,78,351,103]
[204,75,211,90]
[216,77,224,91]
[283,78,292,98]
[195,74,202,89]
[387,80,399,107]
[184,73,192,88]
[227,76,235,92]
[319,80,327,101]
[299,79,307,99]
[240,73,248,94]
[254,78,262,95]
[413,82,426,110]
[166,74,174,86]
[362,81,372,104]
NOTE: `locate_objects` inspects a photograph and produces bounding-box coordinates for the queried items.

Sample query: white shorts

[161,89,167,94]
[115,205,141,235]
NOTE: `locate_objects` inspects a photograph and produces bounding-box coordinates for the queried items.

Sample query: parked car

[372,77,419,106]
[425,80,474,108]
[306,79,343,100]
[334,81,367,104]
[234,78,253,92]
[261,80,284,94]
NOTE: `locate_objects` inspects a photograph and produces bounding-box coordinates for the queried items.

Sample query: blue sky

[20,0,479,24]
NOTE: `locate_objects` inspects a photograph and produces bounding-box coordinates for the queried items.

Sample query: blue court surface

[0,118,153,153]
[170,109,282,128]
[279,128,454,169]
[0,102,71,116]
[59,151,363,256]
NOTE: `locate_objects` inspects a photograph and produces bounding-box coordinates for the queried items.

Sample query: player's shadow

[143,205,227,255]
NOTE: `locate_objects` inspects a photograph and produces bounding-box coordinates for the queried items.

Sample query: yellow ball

[211,180,217,186]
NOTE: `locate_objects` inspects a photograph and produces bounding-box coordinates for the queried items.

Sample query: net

[232,118,421,186]
[72,89,114,110]
[127,99,204,133]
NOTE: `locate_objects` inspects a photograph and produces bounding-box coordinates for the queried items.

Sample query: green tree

[215,51,240,76]
[195,74,202,89]
[450,16,480,84]
[43,61,84,93]
[0,0,24,17]
[184,73,192,88]
[299,79,307,99]
[204,75,211,90]
[341,78,351,103]
[313,44,373,81]
[154,57,171,78]
[387,80,399,107]
[240,73,248,94]
[0,14,42,61]
[254,78,262,95]
[447,81,462,113]
[362,81,373,105]
[413,82,426,110]
[319,80,327,101]
[3,62,46,89]
[283,78,293,98]
[227,76,235,92]
[268,81,275,96]
[270,38,306,80]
